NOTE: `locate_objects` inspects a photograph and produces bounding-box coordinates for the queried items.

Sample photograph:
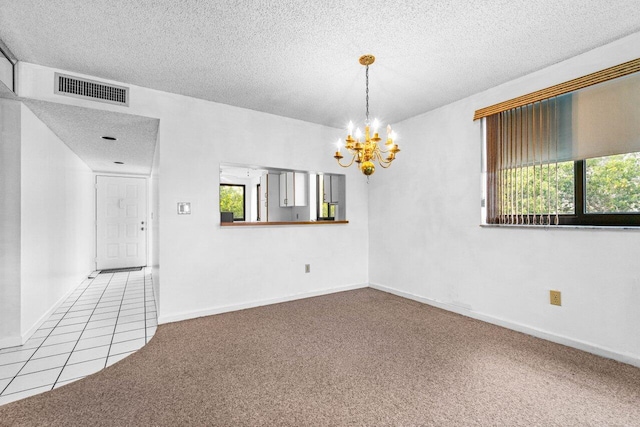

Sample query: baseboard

[369,282,640,369]
[0,336,23,349]
[19,271,92,346]
[158,283,368,325]
[150,266,159,313]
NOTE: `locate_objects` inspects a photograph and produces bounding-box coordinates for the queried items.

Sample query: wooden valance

[473,58,640,120]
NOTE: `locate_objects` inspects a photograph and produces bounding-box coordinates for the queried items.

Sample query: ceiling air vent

[54,72,129,106]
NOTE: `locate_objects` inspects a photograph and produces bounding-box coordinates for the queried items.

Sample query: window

[481,61,640,227]
[316,174,342,221]
[319,203,336,220]
[219,184,245,221]
[498,160,575,218]
[585,153,640,214]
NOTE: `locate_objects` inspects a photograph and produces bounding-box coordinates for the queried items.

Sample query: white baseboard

[149,266,159,313]
[369,282,640,369]
[158,283,368,325]
[0,336,23,349]
[19,271,92,346]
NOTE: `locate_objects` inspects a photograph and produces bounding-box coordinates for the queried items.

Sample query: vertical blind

[481,60,640,225]
[486,99,562,225]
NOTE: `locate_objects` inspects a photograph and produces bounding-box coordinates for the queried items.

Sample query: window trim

[256,183,261,222]
[559,159,640,226]
[219,183,246,222]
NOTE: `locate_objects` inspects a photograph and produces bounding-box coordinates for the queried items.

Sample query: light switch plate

[177,202,191,215]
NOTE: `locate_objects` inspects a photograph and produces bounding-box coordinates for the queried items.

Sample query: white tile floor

[0,268,156,406]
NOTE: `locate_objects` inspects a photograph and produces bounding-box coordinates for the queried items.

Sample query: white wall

[0,99,22,347]
[150,133,160,311]
[156,103,369,323]
[369,32,640,367]
[17,62,370,324]
[19,103,95,339]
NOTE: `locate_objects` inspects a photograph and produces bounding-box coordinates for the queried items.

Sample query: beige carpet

[1,288,639,426]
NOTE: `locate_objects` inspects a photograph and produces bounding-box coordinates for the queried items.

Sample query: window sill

[221,220,349,227]
[480,224,640,231]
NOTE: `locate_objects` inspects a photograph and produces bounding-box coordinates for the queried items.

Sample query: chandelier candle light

[334,54,400,176]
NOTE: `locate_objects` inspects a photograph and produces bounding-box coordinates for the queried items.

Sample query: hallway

[0,268,156,405]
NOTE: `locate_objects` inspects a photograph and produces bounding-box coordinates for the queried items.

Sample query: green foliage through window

[586,152,640,213]
[321,203,336,219]
[219,184,245,221]
[497,151,640,222]
[501,161,575,215]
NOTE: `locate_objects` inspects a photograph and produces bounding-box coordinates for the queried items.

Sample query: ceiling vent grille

[54,73,129,106]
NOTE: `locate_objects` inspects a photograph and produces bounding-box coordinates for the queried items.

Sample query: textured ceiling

[23,100,159,175]
[2,1,640,129]
[1,1,640,175]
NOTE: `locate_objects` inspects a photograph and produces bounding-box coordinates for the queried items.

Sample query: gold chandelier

[334,54,400,176]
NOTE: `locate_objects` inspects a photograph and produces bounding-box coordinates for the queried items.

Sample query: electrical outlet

[550,290,562,306]
[305,264,310,273]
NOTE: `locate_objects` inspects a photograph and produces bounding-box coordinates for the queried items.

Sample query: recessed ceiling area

[23,100,159,175]
[1,1,639,129]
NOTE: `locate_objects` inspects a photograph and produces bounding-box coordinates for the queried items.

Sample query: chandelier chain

[365,65,369,122]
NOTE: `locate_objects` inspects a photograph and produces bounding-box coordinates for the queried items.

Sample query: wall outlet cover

[550,290,562,306]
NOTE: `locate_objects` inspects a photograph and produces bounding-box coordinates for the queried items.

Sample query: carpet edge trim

[158,282,369,324]
[369,282,640,369]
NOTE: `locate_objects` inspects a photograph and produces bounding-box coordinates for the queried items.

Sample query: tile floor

[0,268,157,406]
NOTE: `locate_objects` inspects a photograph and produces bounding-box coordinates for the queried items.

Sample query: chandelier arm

[375,151,393,168]
[336,154,357,168]
[373,150,381,162]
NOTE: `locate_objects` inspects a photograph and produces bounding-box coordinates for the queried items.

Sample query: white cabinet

[279,173,293,207]
[279,172,307,207]
[294,173,306,206]
[268,174,288,221]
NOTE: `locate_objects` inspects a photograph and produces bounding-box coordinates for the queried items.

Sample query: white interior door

[96,176,147,270]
